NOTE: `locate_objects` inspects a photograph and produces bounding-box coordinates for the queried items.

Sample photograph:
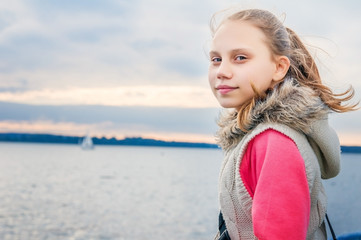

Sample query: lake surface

[0,142,360,240]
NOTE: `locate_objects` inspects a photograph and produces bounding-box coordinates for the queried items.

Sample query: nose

[216,61,233,80]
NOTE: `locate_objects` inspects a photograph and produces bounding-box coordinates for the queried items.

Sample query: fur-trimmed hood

[216,78,340,179]
[216,78,329,150]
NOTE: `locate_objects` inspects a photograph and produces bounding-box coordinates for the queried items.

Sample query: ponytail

[286,27,358,113]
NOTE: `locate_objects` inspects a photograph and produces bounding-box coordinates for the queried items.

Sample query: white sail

[81,134,94,150]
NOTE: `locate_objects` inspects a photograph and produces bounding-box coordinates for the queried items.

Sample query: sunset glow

[0,0,360,146]
[0,86,218,108]
[0,120,217,144]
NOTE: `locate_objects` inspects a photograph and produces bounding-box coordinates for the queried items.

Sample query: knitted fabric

[216,79,341,240]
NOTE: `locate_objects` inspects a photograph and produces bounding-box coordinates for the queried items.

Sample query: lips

[216,85,238,94]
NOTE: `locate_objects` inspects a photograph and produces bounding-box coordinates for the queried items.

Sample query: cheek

[208,68,216,86]
[251,62,275,90]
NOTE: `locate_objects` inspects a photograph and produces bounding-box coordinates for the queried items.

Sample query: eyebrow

[209,48,252,56]
[209,50,219,56]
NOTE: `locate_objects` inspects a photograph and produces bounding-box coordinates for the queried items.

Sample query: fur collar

[216,78,329,151]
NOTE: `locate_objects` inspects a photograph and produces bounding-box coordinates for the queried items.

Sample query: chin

[219,102,239,109]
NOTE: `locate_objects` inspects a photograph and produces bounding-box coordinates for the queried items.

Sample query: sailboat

[81,134,94,150]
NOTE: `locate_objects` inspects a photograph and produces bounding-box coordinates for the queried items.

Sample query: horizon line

[1,132,361,148]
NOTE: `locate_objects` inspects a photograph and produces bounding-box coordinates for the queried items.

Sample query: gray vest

[219,123,327,240]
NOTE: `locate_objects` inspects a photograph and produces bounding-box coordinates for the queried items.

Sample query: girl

[208,9,357,240]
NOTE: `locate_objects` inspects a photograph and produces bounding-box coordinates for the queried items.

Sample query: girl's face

[208,20,280,110]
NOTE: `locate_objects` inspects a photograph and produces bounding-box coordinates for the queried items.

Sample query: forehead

[210,20,269,53]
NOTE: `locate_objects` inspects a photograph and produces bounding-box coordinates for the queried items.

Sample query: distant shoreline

[1,132,360,153]
[0,132,219,149]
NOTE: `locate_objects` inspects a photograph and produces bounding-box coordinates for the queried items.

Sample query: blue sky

[0,0,360,144]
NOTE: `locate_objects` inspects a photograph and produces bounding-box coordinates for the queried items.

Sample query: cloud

[0,0,360,144]
[329,110,361,146]
[1,100,360,145]
[0,101,220,142]
[0,120,108,136]
[0,0,219,91]
[0,120,217,143]
[0,85,218,107]
[1,0,359,91]
[26,0,130,16]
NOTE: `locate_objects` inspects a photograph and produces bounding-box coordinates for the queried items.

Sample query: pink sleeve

[240,129,310,240]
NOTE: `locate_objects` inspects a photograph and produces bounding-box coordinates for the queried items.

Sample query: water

[0,143,222,240]
[0,143,360,240]
[323,153,361,237]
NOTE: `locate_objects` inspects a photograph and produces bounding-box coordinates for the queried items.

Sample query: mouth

[216,85,238,94]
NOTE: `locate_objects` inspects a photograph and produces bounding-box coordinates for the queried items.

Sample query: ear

[271,56,290,85]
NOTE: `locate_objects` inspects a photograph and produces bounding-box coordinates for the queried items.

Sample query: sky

[0,0,360,145]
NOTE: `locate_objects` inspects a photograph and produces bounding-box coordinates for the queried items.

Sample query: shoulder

[244,128,303,164]
[250,128,297,150]
[231,124,305,167]
[243,123,309,153]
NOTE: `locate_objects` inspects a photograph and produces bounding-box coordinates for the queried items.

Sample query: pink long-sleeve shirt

[239,129,310,239]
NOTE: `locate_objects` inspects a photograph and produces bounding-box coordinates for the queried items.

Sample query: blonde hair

[210,9,358,132]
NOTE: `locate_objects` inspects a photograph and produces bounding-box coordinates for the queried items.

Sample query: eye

[211,57,222,63]
[235,55,247,61]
